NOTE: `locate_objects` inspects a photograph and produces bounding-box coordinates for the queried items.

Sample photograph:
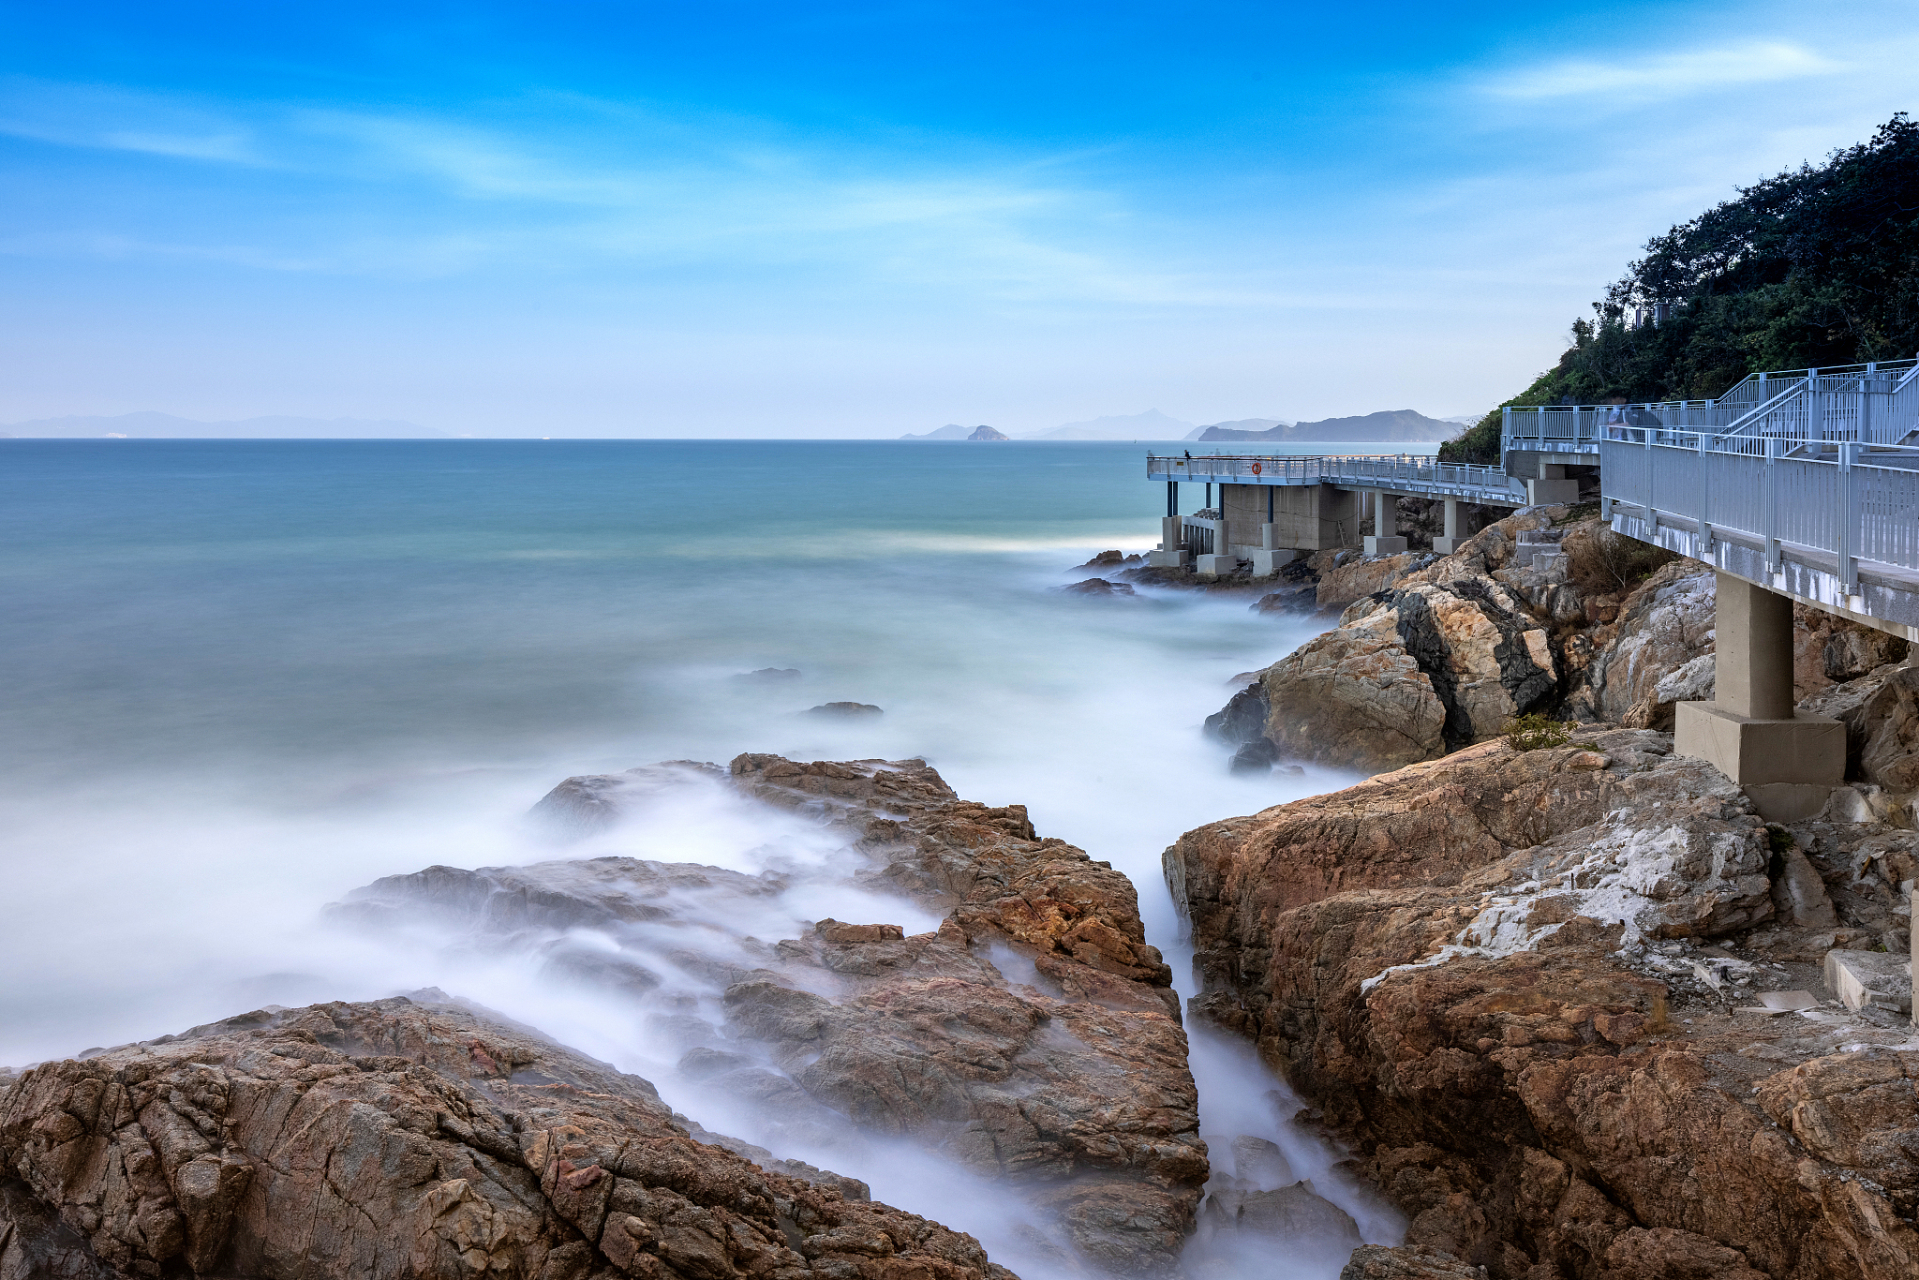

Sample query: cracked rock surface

[0,996,1014,1280]
[1166,731,1919,1280]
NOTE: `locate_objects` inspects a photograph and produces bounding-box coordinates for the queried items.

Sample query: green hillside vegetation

[1443,114,1919,465]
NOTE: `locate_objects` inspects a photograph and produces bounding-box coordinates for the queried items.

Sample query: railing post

[1764,436,1780,574]
[1698,430,1712,553]
[1839,442,1859,595]
[1644,422,1657,530]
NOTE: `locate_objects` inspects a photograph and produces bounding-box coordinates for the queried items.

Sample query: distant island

[1195,409,1461,443]
[0,411,445,439]
[899,423,1009,440]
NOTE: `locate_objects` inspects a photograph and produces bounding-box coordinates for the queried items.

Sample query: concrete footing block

[1431,536,1462,555]
[1195,553,1239,576]
[1745,783,1841,823]
[1248,548,1299,576]
[1526,478,1580,505]
[1824,949,1913,1014]
[1674,702,1845,821]
[1147,550,1189,568]
[1362,536,1409,555]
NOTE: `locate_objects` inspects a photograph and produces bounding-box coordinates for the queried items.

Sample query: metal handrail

[1503,357,1919,457]
[1146,453,1528,504]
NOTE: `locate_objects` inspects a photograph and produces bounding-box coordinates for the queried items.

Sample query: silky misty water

[0,438,1406,1275]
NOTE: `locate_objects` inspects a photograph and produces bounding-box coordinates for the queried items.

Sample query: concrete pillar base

[1248,548,1298,576]
[1363,536,1409,555]
[1432,536,1462,555]
[1195,553,1240,576]
[1674,701,1845,820]
[1147,549,1189,568]
[1743,783,1840,823]
[1526,478,1580,505]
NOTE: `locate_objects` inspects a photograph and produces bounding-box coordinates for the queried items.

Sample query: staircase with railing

[1502,359,1919,458]
[1578,359,1919,626]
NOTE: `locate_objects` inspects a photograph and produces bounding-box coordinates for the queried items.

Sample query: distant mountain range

[0,412,444,439]
[1019,409,1193,441]
[1194,409,1462,444]
[900,408,1471,444]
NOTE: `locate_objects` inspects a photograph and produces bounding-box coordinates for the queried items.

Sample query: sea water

[0,438,1410,1273]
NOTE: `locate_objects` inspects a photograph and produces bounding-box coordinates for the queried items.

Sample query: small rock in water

[1250,586,1318,615]
[735,667,802,683]
[1230,1135,1295,1189]
[1061,576,1136,596]
[1080,549,1126,568]
[805,701,883,718]
[1230,739,1281,774]
[815,918,906,943]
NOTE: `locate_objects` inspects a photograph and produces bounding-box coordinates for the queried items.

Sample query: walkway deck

[1145,453,1528,506]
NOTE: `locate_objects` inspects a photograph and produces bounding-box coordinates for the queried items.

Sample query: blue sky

[2,1,1915,436]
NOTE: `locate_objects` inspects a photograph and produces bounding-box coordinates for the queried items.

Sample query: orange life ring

[1250,461,1262,475]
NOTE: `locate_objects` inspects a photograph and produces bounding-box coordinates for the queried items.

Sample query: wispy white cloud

[0,78,262,163]
[0,76,1265,309]
[1484,40,1841,102]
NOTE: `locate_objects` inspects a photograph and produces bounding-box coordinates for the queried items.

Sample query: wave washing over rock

[0,753,1404,1280]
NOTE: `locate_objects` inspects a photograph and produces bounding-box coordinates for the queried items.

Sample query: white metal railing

[1504,358,1919,457]
[1146,453,1529,505]
[1600,436,1919,591]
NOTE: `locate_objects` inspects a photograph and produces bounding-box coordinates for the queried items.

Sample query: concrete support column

[1674,572,1844,821]
[1433,497,1462,555]
[1715,574,1795,720]
[1525,463,1580,506]
[1363,490,1408,556]
[1149,515,1189,567]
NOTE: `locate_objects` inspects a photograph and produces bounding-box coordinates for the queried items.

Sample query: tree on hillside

[1443,114,1919,464]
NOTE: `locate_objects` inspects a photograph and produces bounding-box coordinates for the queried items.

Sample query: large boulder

[1249,577,1559,772]
[1315,553,1434,613]
[1574,559,1716,725]
[0,997,1015,1280]
[1163,729,1919,1279]
[1801,661,1919,794]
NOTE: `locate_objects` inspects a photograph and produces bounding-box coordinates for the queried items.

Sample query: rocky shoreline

[9,512,1919,1280]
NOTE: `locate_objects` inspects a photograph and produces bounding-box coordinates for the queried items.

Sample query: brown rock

[1316,553,1431,612]
[342,757,1204,1276]
[1061,578,1137,597]
[1164,727,1919,1280]
[0,997,1015,1280]
[1257,628,1447,771]
[1339,1244,1485,1279]
[1229,560,1565,773]
[1801,661,1919,792]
